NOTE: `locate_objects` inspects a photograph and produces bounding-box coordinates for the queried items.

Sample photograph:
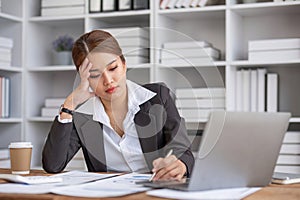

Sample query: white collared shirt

[59,80,156,173]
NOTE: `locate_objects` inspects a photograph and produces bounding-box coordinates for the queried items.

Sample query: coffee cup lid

[8,142,33,148]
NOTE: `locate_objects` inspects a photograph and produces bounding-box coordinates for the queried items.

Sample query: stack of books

[235,68,278,112]
[41,98,65,117]
[0,76,10,118]
[41,0,85,17]
[160,0,225,10]
[0,148,10,168]
[160,41,221,66]
[104,27,149,65]
[175,87,225,122]
[275,131,300,174]
[0,36,13,67]
[248,38,300,62]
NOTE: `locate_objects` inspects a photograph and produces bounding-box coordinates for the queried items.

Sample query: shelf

[158,6,226,20]
[0,12,22,22]
[27,117,54,122]
[0,118,22,123]
[230,2,300,17]
[230,60,300,67]
[289,118,300,123]
[28,66,76,72]
[0,66,23,72]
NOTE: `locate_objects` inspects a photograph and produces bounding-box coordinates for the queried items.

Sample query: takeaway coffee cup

[8,142,32,174]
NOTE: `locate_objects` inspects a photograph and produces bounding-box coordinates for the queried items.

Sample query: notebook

[138,111,290,191]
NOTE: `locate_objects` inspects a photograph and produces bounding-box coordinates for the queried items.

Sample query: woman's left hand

[151,155,187,181]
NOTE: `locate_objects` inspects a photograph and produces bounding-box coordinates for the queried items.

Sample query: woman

[42,30,194,181]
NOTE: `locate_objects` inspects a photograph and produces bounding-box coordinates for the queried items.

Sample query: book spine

[0,77,2,117]
[249,38,300,51]
[250,69,258,112]
[118,0,132,11]
[160,0,170,9]
[275,165,300,174]
[161,47,220,59]
[257,68,266,112]
[41,6,85,16]
[41,0,85,7]
[133,0,149,10]
[236,70,243,111]
[280,144,300,154]
[89,0,102,13]
[249,49,300,61]
[0,37,13,49]
[5,77,9,117]
[102,0,117,12]
[163,41,211,49]
[283,131,300,143]
[160,57,216,66]
[117,37,149,47]
[267,73,278,112]
[277,155,300,165]
[45,98,65,108]
[242,69,251,112]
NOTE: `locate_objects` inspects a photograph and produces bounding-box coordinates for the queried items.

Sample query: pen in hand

[149,149,173,181]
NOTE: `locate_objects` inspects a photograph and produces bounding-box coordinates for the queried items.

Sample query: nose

[102,71,112,86]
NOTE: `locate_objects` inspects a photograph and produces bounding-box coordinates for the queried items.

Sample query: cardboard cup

[8,142,32,175]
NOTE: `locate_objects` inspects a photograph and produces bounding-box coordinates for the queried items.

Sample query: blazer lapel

[134,103,161,170]
[74,113,106,170]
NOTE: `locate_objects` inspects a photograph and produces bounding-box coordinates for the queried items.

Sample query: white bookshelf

[0,0,299,171]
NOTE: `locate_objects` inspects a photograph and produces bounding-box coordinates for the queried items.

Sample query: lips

[106,87,116,94]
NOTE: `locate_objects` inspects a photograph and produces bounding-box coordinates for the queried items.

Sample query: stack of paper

[160,41,221,66]
[0,36,13,67]
[0,76,10,118]
[0,148,10,168]
[41,0,85,16]
[0,172,150,198]
[235,68,277,112]
[175,87,225,121]
[275,131,300,174]
[104,27,150,65]
[41,98,65,117]
[248,38,300,62]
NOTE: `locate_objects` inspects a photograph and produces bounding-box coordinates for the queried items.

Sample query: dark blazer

[42,83,194,176]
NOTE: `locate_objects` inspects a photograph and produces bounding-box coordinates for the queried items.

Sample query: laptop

[138,111,291,191]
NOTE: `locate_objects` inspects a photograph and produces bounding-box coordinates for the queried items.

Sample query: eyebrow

[89,59,117,72]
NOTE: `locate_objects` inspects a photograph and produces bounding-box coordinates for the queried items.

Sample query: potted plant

[52,35,74,65]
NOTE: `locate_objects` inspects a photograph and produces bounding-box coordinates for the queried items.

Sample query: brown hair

[72,30,125,71]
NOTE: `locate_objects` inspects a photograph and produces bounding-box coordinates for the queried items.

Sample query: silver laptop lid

[188,111,290,191]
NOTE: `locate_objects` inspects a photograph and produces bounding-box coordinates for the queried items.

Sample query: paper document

[146,187,261,200]
[0,170,120,194]
[51,173,151,198]
[51,170,119,185]
[0,183,56,194]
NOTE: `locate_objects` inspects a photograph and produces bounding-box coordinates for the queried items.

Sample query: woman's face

[87,52,127,102]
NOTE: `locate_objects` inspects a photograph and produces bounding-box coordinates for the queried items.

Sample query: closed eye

[90,74,101,79]
[109,66,118,71]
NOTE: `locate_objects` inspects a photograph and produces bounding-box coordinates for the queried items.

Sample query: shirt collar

[93,80,156,125]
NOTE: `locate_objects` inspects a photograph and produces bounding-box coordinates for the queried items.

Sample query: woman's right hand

[62,58,95,113]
